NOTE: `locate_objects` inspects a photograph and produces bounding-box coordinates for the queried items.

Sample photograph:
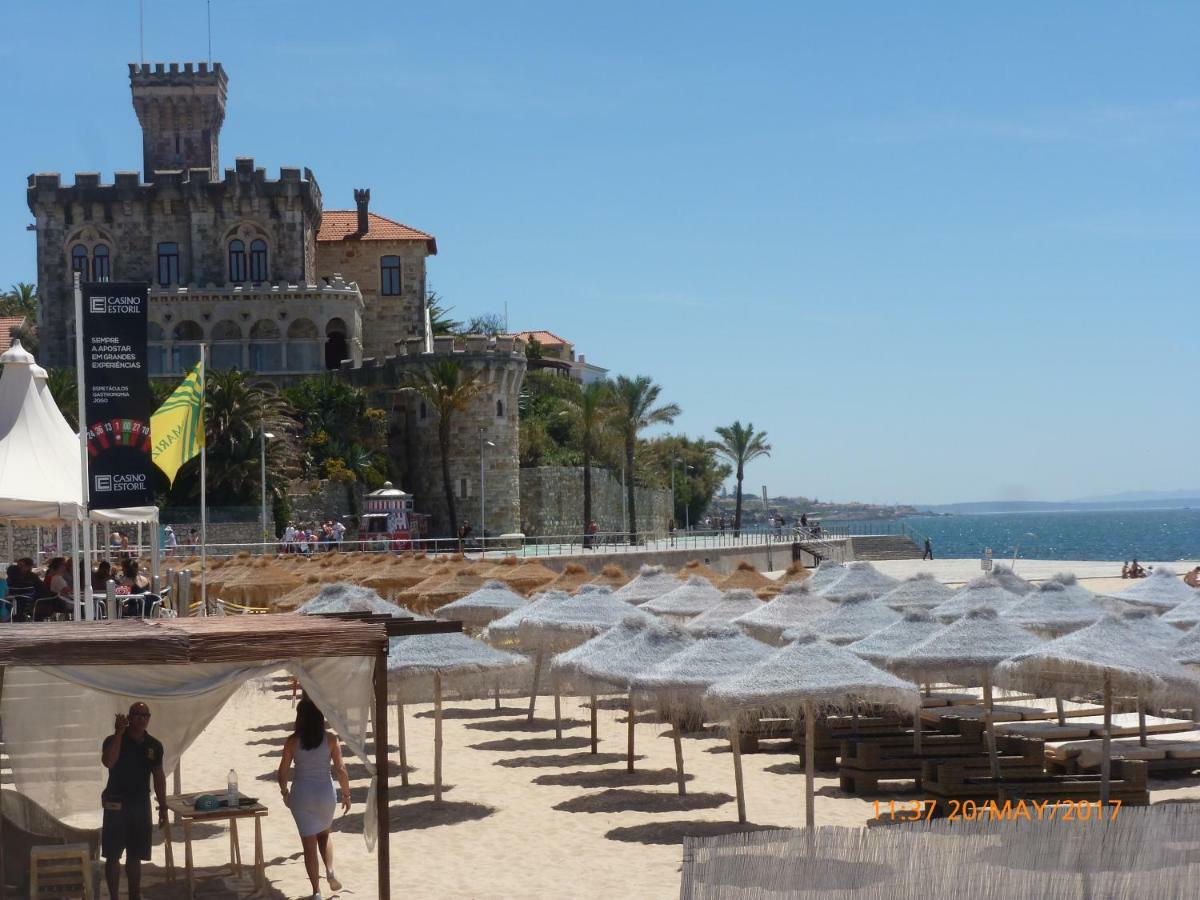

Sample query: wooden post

[730,722,746,823]
[982,669,1001,780]
[1137,700,1147,748]
[433,672,444,804]
[912,701,922,755]
[494,681,501,710]
[1100,673,1112,806]
[626,691,636,773]
[673,721,687,796]
[396,700,409,787]
[589,694,598,755]
[554,688,562,741]
[527,649,543,723]
[1055,697,1066,727]
[804,700,816,831]
[374,646,390,900]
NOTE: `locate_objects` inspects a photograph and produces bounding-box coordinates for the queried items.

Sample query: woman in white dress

[278,699,352,899]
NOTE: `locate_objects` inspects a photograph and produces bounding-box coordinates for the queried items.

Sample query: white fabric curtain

[0,656,380,849]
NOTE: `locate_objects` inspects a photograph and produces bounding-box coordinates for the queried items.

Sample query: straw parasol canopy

[1163,594,1200,630]
[996,615,1200,804]
[816,561,899,600]
[705,633,918,826]
[1103,567,1193,611]
[639,576,724,620]
[717,562,773,593]
[685,589,763,633]
[677,559,724,584]
[484,589,572,649]
[590,564,629,589]
[214,557,303,607]
[410,571,489,614]
[613,565,679,604]
[988,565,1036,596]
[296,582,418,617]
[1001,577,1104,637]
[360,561,435,595]
[497,560,559,595]
[888,607,1042,685]
[756,564,810,600]
[271,573,341,613]
[844,609,941,665]
[434,580,527,629]
[805,560,846,594]
[802,592,901,645]
[1172,623,1200,666]
[929,573,1022,622]
[546,562,592,593]
[877,573,956,611]
[1121,608,1188,650]
[732,582,835,646]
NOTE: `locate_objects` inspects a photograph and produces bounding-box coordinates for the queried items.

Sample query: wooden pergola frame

[0,613,462,900]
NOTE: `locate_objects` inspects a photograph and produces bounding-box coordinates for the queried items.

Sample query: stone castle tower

[130,62,228,179]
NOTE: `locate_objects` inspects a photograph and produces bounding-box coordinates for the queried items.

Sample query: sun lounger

[920,756,1149,813]
[995,721,1094,740]
[1091,713,1196,738]
[839,731,1043,794]
[1044,731,1200,776]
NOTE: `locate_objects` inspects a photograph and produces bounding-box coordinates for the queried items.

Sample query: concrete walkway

[868,557,1200,588]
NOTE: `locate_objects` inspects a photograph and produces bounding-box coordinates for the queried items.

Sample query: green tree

[406,359,487,537]
[564,379,611,538]
[426,291,461,336]
[608,375,680,542]
[713,421,771,536]
[0,282,38,319]
[644,434,730,528]
[45,368,78,430]
[464,312,506,336]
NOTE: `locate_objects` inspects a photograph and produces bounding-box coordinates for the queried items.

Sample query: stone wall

[287,479,364,528]
[518,466,672,537]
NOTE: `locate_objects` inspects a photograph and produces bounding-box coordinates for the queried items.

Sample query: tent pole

[374,646,390,900]
[433,673,443,804]
[982,669,1001,780]
[730,722,746,823]
[589,694,598,754]
[396,700,408,787]
[527,649,543,723]
[0,665,6,900]
[805,700,815,832]
[494,680,500,710]
[1100,672,1112,806]
[673,720,686,796]
[553,686,562,741]
[626,690,636,773]
[72,272,93,622]
[912,701,922,754]
[199,344,208,616]
[1137,700,1147,747]
[149,512,160,590]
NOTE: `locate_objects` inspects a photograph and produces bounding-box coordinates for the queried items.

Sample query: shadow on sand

[468,736,592,752]
[493,751,643,769]
[532,768,695,789]
[604,819,782,846]
[462,716,586,733]
[553,788,734,815]
[414,705,527,720]
[332,796,496,833]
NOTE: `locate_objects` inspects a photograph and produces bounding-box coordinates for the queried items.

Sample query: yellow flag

[151,361,204,485]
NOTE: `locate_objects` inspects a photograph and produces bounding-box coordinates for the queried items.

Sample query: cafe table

[162,790,269,898]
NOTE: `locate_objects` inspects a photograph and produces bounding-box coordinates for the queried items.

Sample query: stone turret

[130,62,228,180]
[344,337,527,537]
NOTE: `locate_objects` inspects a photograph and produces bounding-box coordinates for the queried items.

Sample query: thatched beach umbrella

[614,564,680,604]
[639,576,724,620]
[436,580,527,630]
[551,620,647,755]
[803,592,901,645]
[297,582,414,616]
[756,564,810,600]
[410,570,489,614]
[845,609,941,665]
[706,633,918,827]
[1104,567,1193,611]
[887,608,1042,778]
[805,560,846,594]
[1172,623,1200,666]
[685,589,763,633]
[389,632,529,801]
[577,618,693,778]
[1161,593,1200,630]
[633,625,775,794]
[498,560,559,595]
[996,615,1200,803]
[546,562,592,593]
[717,562,773,593]
[817,561,899,600]
[484,589,572,648]
[929,573,1022,623]
[732,582,835,645]
[1002,578,1104,637]
[1122,608,1187,650]
[677,559,724,584]
[590,563,630,589]
[989,565,1036,595]
[877,573,956,611]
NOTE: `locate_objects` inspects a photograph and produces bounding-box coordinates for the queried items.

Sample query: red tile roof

[316,211,437,254]
[0,317,27,355]
[513,330,572,348]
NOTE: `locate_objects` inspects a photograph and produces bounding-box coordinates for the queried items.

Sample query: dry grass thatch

[639,576,725,619]
[547,562,592,593]
[686,589,763,633]
[590,563,629,589]
[733,583,836,646]
[717,562,771,592]
[676,560,724,584]
[614,565,679,604]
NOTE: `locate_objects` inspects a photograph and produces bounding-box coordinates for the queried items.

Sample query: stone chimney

[354,188,371,235]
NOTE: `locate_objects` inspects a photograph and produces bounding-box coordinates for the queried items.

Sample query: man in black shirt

[101,701,167,900]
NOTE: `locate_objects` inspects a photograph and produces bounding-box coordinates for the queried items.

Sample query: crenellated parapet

[130,61,228,178]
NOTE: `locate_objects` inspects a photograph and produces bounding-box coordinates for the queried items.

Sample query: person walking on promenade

[101,702,167,900]
[278,698,352,900]
[923,537,934,560]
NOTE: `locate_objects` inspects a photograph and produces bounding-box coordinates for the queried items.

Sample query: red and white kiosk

[359,482,428,550]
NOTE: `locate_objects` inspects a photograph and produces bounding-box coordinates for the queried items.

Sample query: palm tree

[565,380,610,541]
[45,368,78,430]
[608,375,680,543]
[406,359,486,537]
[0,282,38,319]
[713,421,771,537]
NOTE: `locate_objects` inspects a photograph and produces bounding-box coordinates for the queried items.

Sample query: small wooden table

[162,791,269,898]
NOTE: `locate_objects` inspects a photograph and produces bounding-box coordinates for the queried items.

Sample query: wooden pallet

[840,733,1045,794]
[29,843,92,899]
[921,756,1149,813]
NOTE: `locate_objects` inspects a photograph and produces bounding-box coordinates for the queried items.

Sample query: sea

[867,509,1200,562]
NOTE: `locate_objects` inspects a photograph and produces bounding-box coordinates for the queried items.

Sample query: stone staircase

[847,534,924,560]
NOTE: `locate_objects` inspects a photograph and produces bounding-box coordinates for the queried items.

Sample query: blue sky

[1,2,1196,504]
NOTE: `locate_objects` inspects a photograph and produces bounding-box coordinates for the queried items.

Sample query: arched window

[228,239,246,282]
[380,255,401,296]
[249,239,268,282]
[210,320,243,371]
[249,319,283,372]
[71,245,89,280]
[496,400,504,418]
[170,321,203,373]
[91,244,110,282]
[287,318,321,372]
[324,317,348,371]
[157,242,180,286]
[147,322,166,376]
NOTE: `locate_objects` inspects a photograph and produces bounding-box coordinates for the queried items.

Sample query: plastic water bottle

[227,769,238,808]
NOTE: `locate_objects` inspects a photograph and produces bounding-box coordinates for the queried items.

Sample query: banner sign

[80,282,153,508]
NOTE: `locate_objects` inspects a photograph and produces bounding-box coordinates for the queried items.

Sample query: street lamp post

[671,458,679,536]
[259,427,275,551]
[479,428,495,554]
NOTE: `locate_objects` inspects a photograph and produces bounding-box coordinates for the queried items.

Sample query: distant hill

[918,496,1200,515]
[1070,489,1200,504]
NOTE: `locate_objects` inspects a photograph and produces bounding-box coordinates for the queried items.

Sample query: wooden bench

[840,730,1043,794]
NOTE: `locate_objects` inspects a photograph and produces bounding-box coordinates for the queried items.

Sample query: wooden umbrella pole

[673,720,687,796]
[804,701,816,832]
[1100,672,1112,806]
[982,669,1001,780]
[527,648,543,723]
[433,673,443,804]
[730,721,746,824]
[373,647,391,900]
[923,681,931,698]
[1137,699,1147,748]
[1055,697,1066,727]
[589,694,598,755]
[554,686,562,740]
[494,680,500,710]
[396,700,409,787]
[626,690,636,774]
[912,701,923,754]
